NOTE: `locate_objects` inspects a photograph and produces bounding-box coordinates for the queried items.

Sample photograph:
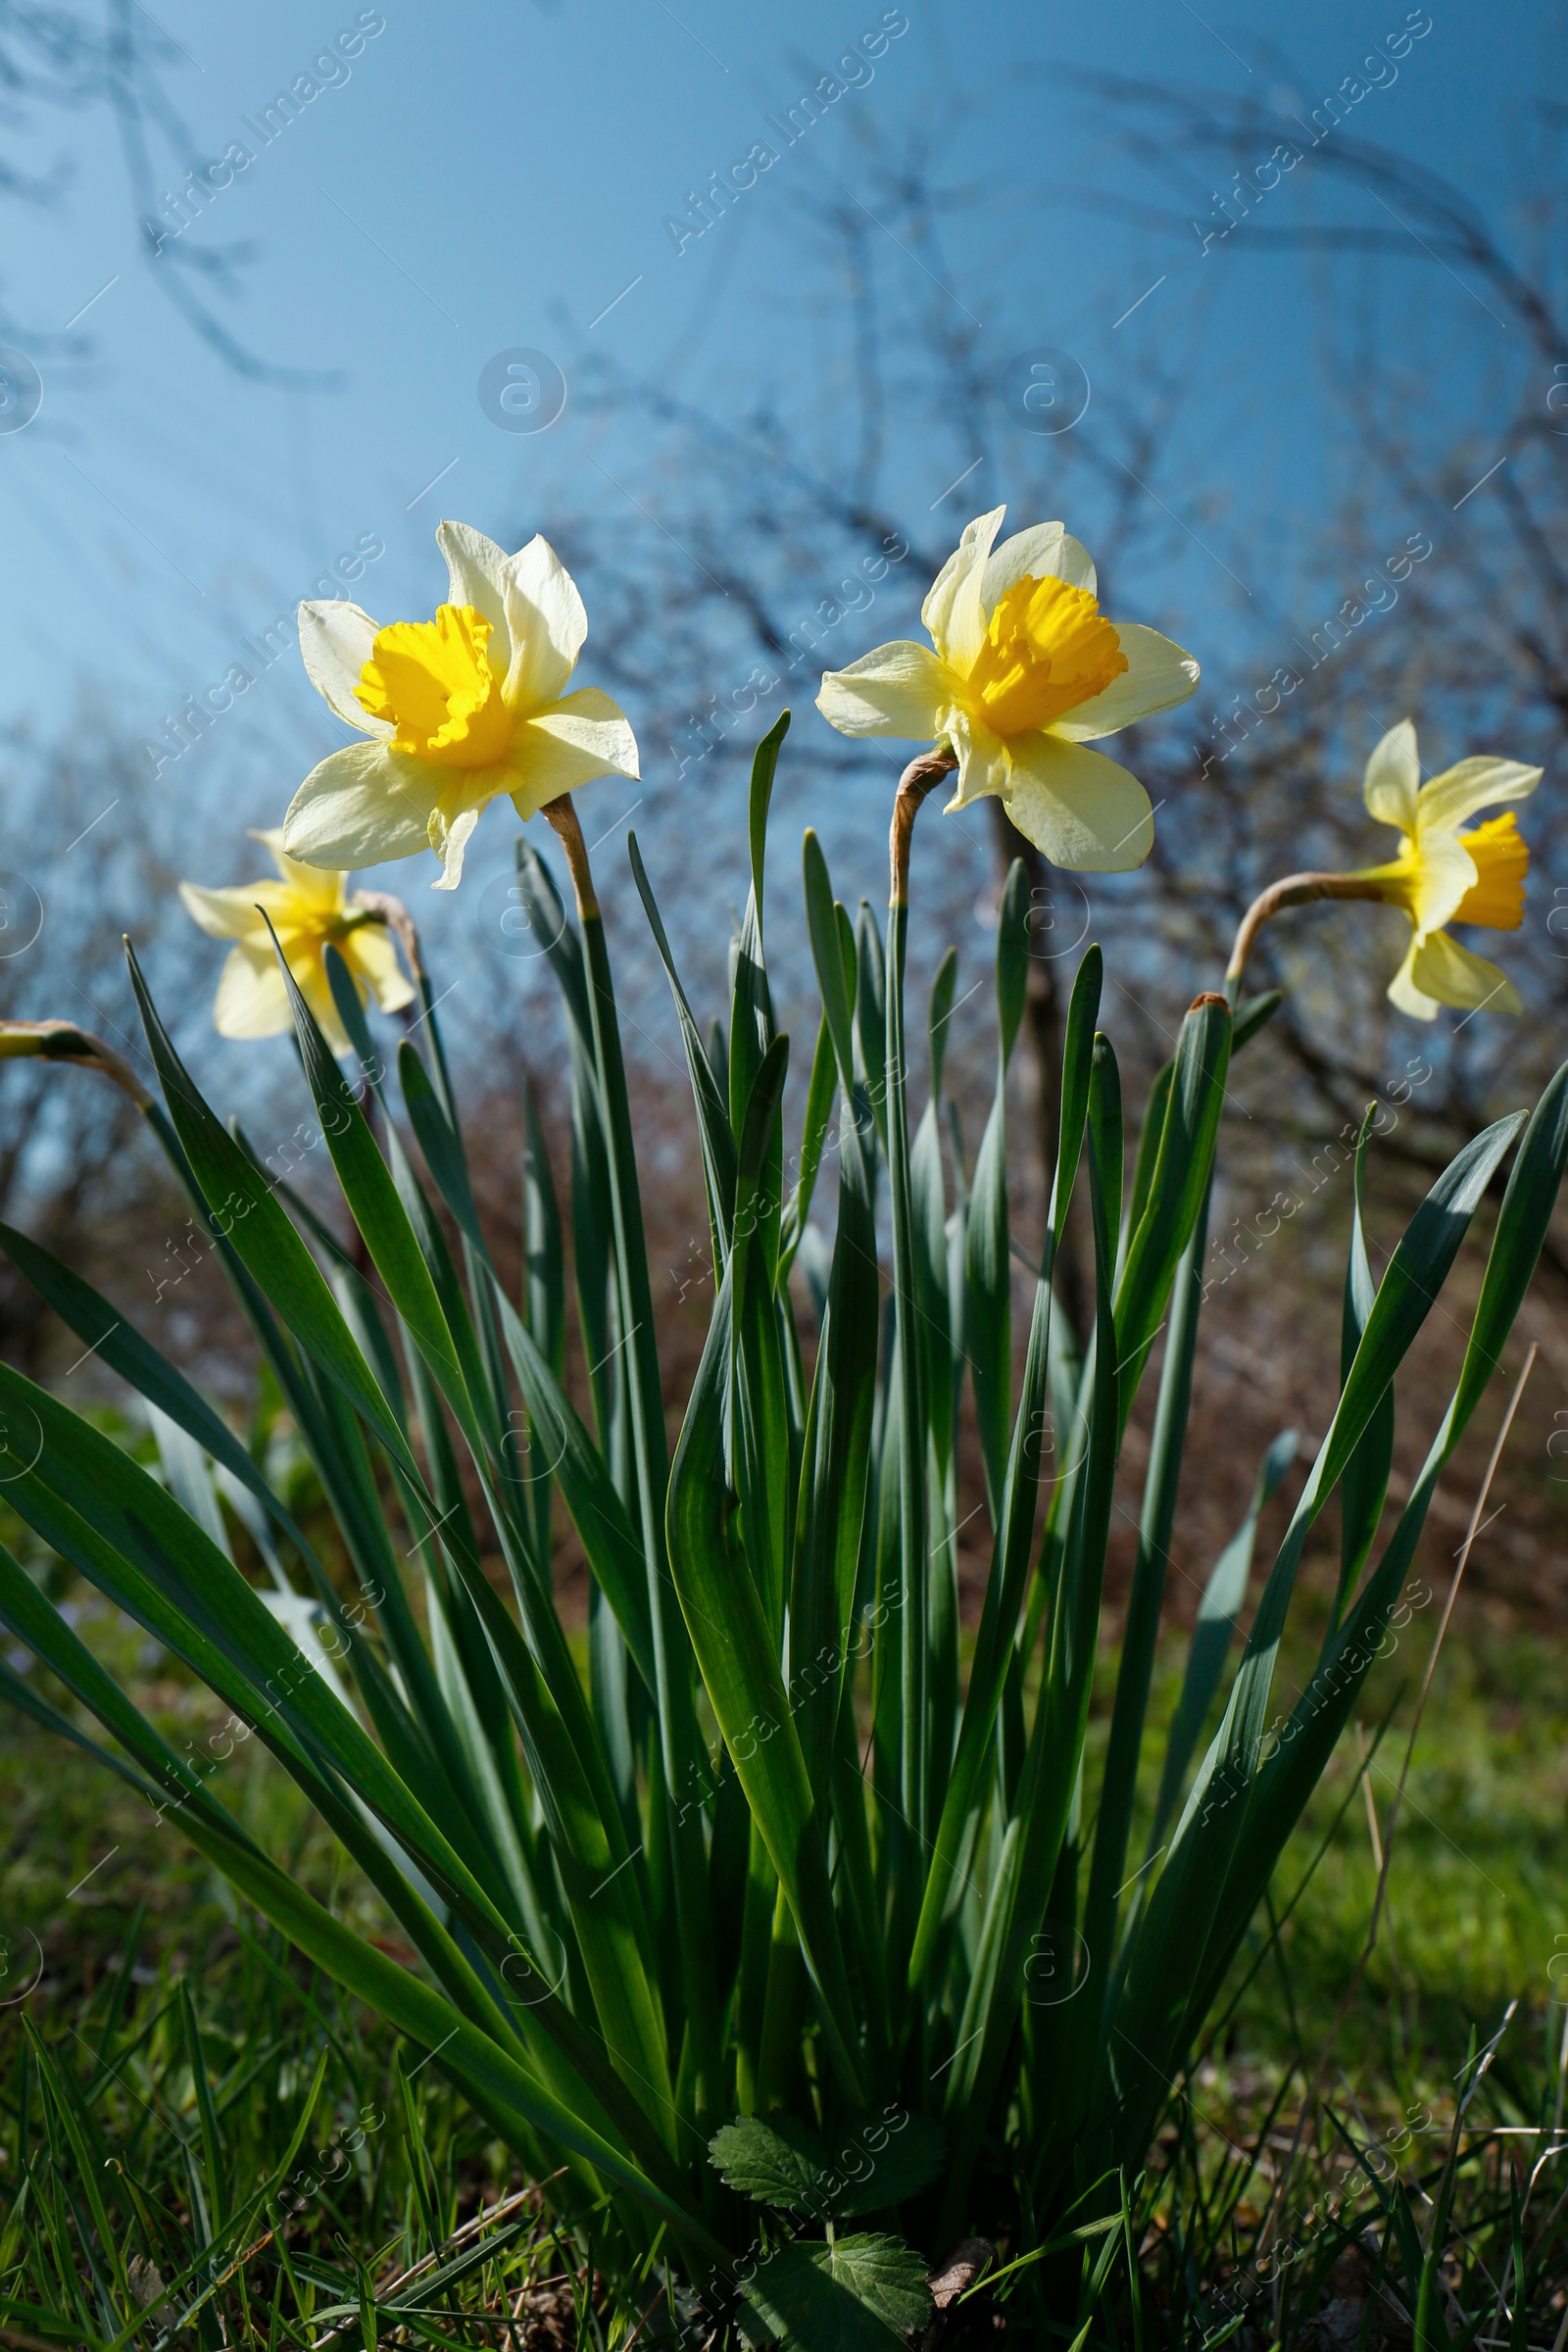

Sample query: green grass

[6,1573,1567,2346]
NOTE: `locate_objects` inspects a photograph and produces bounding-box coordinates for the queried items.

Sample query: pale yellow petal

[1405,927,1521,1015]
[283,741,444,871]
[436,520,514,673]
[344,921,416,1013]
[180,880,268,944]
[941,706,1011,811]
[506,687,640,822]
[981,521,1095,612]
[1386,936,1439,1022]
[999,732,1154,871]
[428,803,481,892]
[293,958,355,1055]
[249,828,346,910]
[1404,828,1477,942]
[1362,718,1419,833]
[1049,623,1200,741]
[212,944,293,1038]
[1416,756,1543,837]
[297,600,391,738]
[922,507,1004,671]
[815,640,955,741]
[502,535,587,711]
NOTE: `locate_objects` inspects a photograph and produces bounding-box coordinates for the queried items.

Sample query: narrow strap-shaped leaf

[0,1217,325,1578]
[667,1263,865,2107]
[392,1040,656,1685]
[1115,991,1278,1284]
[266,928,488,1451]
[493,1298,658,1694]
[3,1345,533,2023]
[789,1097,879,1806]
[965,862,1031,1516]
[750,710,789,928]
[1120,1063,1171,1275]
[855,901,888,1158]
[271,1162,414,1430]
[0,1356,532,1947]
[391,1055,663,1870]
[731,1035,793,1639]
[514,840,595,1043]
[928,942,958,1098]
[936,1054,1121,2235]
[778,1017,838,1284]
[912,951,957,1475]
[803,831,857,1095]
[1147,1428,1298,1855]
[1113,992,1232,1428]
[629,831,738,1257]
[1448,1061,1568,1434]
[1080,1022,1189,1971]
[125,943,413,1472]
[883,891,929,1858]
[729,724,786,1282]
[522,1076,565,1372]
[518,1073,569,1592]
[1334,1107,1395,1627]
[1231,988,1283,1050]
[1088,1035,1123,1258]
[906,944,1101,1984]
[569,878,724,2140]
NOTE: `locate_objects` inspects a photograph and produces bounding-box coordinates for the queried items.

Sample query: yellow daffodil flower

[281,521,638,890]
[815,506,1199,869]
[1354,718,1541,1019]
[179,831,414,1054]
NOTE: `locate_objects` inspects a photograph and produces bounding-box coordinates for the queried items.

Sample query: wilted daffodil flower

[816,505,1199,869]
[1354,718,1540,1019]
[282,521,638,890]
[179,831,414,1054]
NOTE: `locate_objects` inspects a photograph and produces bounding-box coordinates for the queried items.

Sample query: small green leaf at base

[743,2233,933,2348]
[710,2113,945,2219]
[711,2115,832,2213]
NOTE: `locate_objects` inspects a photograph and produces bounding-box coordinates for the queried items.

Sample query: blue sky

[0,0,1558,1054]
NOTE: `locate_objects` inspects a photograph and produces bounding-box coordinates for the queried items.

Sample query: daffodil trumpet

[1225,719,1542,1021]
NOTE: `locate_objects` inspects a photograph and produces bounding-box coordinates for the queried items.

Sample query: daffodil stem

[1225,870,1390,1003]
[889,748,958,907]
[542,797,601,920]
